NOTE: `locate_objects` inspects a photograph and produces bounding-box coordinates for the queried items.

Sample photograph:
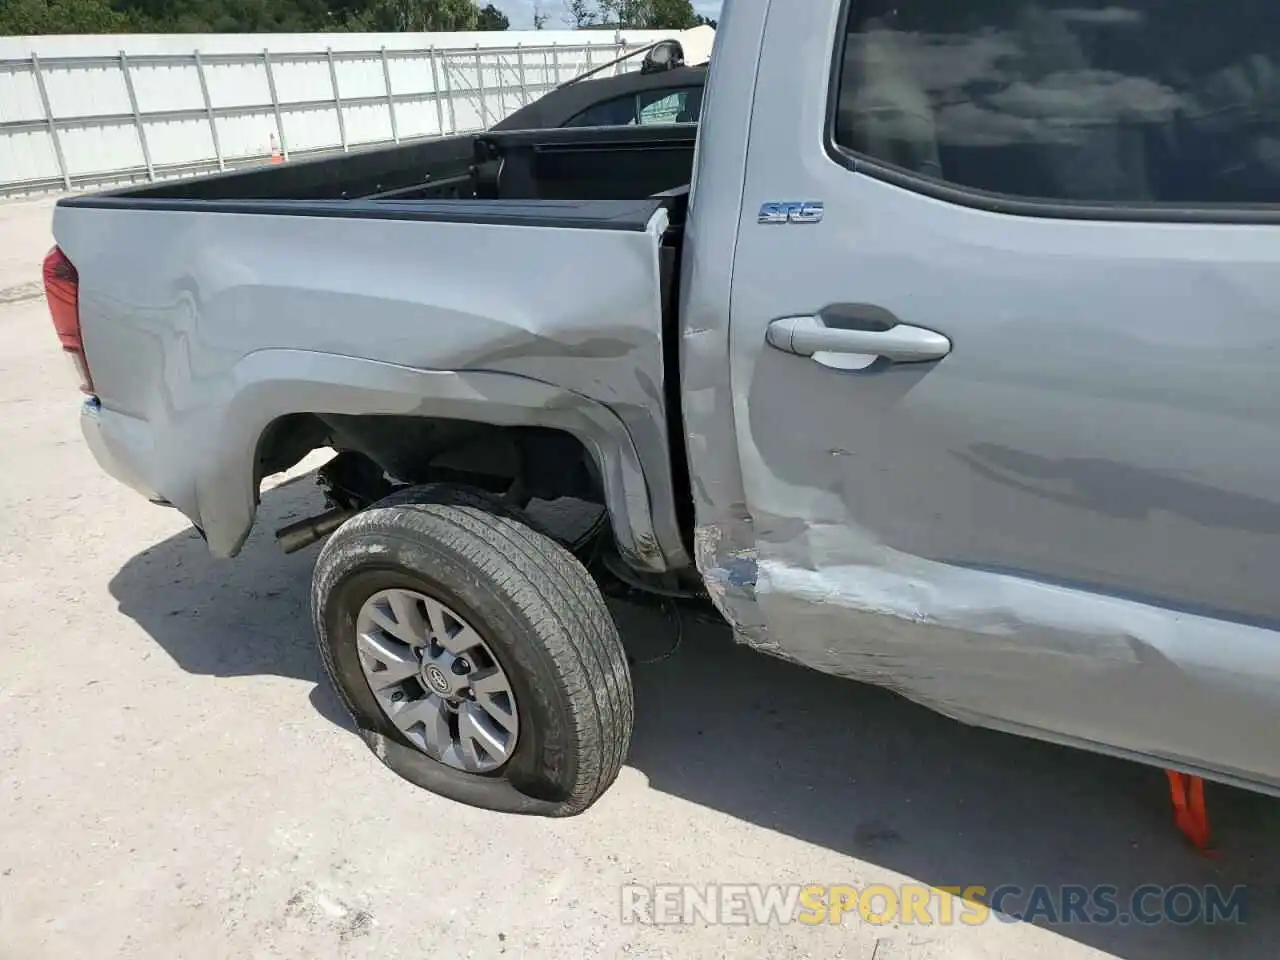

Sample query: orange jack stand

[1165,770,1216,856]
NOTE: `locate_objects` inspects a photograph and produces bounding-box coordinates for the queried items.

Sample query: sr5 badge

[758,201,825,225]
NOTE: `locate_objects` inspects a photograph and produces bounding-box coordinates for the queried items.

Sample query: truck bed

[54,121,695,574]
[65,124,697,208]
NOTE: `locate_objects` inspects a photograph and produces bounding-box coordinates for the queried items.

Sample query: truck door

[727,0,1280,784]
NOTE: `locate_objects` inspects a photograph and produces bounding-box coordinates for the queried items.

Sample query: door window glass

[565,94,640,127]
[832,0,1280,205]
[637,89,701,124]
[566,87,703,127]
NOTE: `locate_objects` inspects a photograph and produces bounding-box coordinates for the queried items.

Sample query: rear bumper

[80,398,162,503]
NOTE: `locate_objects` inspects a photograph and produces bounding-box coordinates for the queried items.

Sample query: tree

[0,0,126,33]
[595,0,636,26]
[476,2,508,28]
[597,0,697,29]
[694,13,715,27]
[647,0,697,27]
[531,1,549,28]
[564,0,598,27]
[344,0,485,30]
[0,0,514,33]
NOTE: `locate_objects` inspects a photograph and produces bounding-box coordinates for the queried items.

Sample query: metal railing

[0,39,647,197]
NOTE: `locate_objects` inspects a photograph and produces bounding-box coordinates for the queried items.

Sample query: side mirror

[641,40,685,74]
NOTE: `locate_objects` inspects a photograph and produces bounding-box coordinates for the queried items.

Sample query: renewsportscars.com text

[620,883,1248,927]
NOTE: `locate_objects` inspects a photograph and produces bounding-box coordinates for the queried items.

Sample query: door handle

[767,315,951,364]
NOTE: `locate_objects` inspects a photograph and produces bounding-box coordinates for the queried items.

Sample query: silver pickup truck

[47,0,1280,816]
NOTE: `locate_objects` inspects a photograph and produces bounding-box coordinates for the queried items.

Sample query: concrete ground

[2,195,1278,960]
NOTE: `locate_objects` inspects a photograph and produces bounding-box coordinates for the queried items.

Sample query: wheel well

[254,413,604,507]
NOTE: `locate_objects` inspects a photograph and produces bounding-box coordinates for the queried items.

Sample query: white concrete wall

[0,29,676,196]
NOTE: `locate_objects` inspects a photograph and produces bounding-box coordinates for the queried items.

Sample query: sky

[492,0,722,29]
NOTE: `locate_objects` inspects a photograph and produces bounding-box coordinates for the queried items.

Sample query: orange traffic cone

[269,132,282,164]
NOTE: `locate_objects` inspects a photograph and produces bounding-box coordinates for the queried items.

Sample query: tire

[311,484,634,817]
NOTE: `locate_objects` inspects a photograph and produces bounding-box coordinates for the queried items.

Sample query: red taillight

[43,245,93,395]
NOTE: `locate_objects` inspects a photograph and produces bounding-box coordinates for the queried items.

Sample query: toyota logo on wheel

[424,664,450,694]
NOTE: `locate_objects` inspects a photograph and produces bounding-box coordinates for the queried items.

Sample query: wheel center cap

[423,663,453,696]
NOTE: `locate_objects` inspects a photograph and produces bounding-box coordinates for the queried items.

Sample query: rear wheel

[311,485,634,816]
